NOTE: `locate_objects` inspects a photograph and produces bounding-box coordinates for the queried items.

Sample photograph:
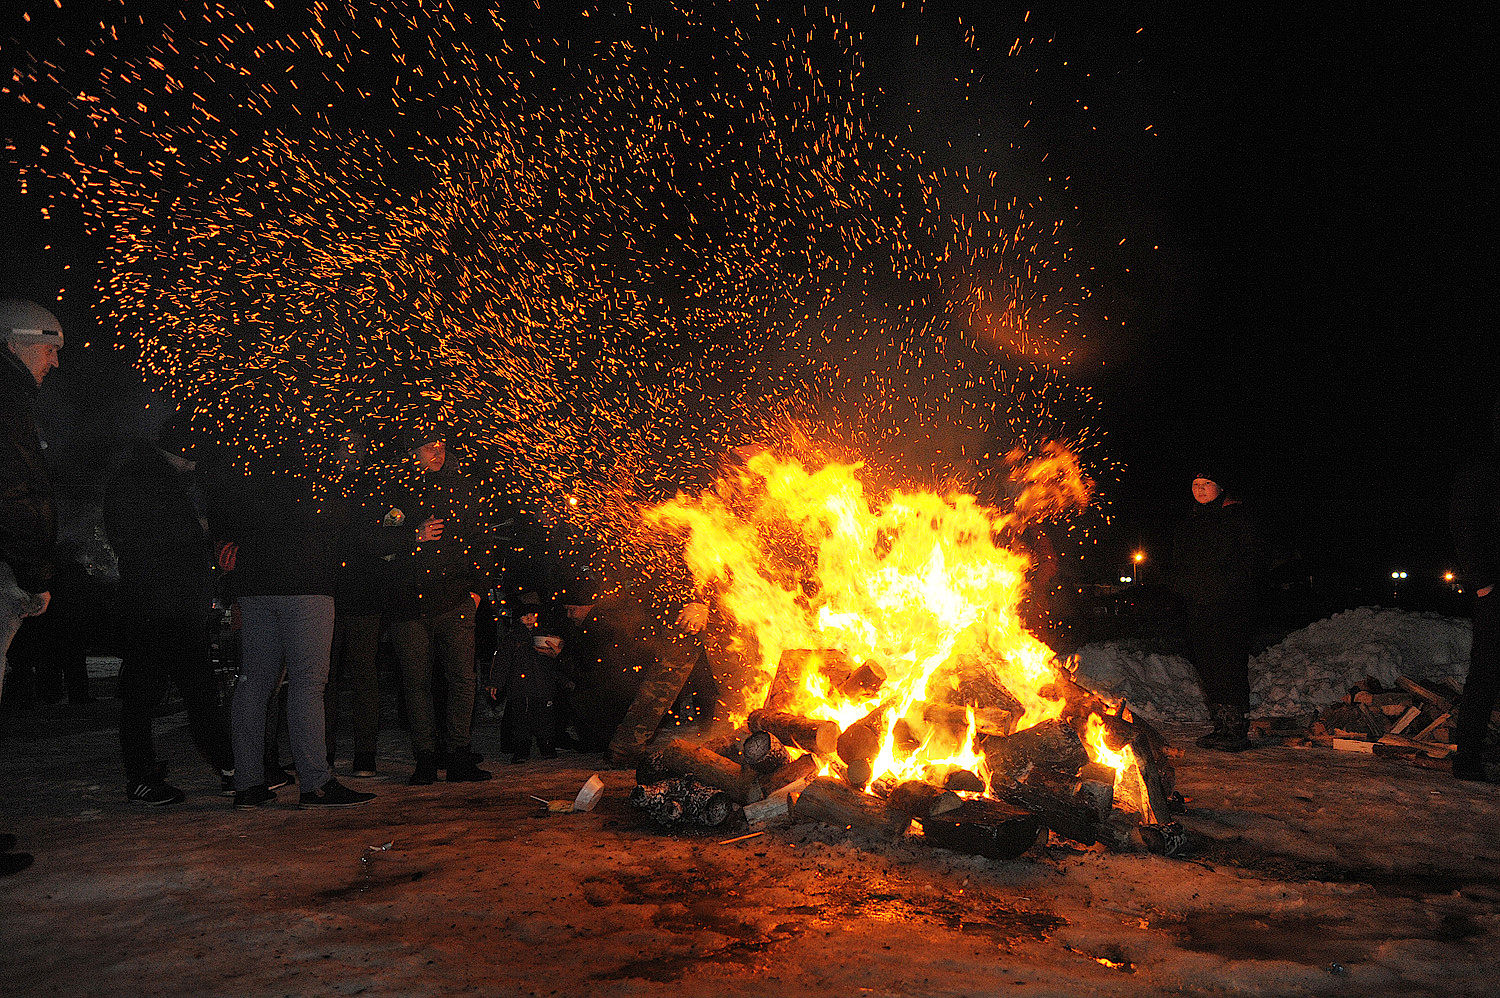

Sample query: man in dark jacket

[0,298,62,877]
[324,434,442,779]
[1450,403,1500,783]
[1171,470,1265,751]
[380,423,492,784]
[213,416,374,809]
[103,428,234,805]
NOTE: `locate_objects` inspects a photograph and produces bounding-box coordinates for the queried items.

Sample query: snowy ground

[3,707,1498,996]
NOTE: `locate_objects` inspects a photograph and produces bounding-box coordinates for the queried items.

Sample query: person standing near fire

[380,422,493,784]
[1171,468,1266,751]
[0,298,64,876]
[103,421,235,806]
[1449,401,1500,783]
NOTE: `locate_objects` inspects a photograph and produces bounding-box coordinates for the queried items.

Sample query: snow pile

[1248,607,1470,718]
[1069,607,1473,723]
[1068,642,1209,723]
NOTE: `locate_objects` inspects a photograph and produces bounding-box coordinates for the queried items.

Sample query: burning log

[921,703,1015,740]
[994,779,1099,846]
[761,752,819,795]
[941,769,985,793]
[791,777,912,838]
[741,730,791,774]
[637,738,765,805]
[891,718,922,754]
[836,703,889,790]
[981,718,1089,788]
[1075,762,1116,819]
[836,660,887,699]
[766,648,855,709]
[887,781,963,819]
[918,799,1042,861]
[748,709,839,756]
[953,671,1025,716]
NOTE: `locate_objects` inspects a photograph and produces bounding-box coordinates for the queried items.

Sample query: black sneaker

[127,781,186,806]
[351,752,377,778]
[0,852,33,877]
[234,785,278,809]
[265,766,293,791]
[299,778,375,808]
[446,757,493,782]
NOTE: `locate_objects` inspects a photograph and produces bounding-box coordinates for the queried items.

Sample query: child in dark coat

[488,601,567,762]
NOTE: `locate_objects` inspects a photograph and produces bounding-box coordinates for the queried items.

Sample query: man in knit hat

[0,298,63,876]
[1171,467,1266,751]
[1450,400,1500,783]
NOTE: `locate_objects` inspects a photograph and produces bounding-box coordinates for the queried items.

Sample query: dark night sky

[3,3,1494,587]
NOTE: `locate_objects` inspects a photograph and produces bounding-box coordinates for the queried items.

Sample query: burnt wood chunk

[761,752,819,794]
[741,730,791,774]
[630,778,736,828]
[995,780,1099,846]
[1075,762,1116,819]
[636,738,765,804]
[791,777,912,838]
[942,769,986,793]
[748,709,839,755]
[981,718,1089,787]
[918,799,1042,861]
[836,660,887,699]
[887,781,964,819]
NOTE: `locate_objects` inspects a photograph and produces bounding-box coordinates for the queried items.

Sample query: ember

[639,445,1185,857]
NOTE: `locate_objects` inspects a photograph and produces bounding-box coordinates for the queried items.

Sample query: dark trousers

[608,631,702,758]
[1184,605,1252,709]
[325,612,382,757]
[1456,593,1500,761]
[510,695,556,758]
[119,611,233,783]
[390,603,477,757]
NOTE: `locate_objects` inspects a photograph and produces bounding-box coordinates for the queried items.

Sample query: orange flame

[645,445,1150,806]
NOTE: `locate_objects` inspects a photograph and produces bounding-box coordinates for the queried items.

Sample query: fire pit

[631,447,1186,859]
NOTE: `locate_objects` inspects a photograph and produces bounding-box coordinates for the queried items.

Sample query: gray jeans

[0,561,47,706]
[231,595,335,792]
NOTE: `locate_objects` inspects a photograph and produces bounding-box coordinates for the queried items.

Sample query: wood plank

[1310,734,1377,753]
[1411,711,1451,741]
[1386,705,1423,735]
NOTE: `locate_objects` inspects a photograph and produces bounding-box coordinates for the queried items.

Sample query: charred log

[887,781,963,819]
[636,738,765,804]
[994,780,1099,846]
[918,799,1042,861]
[941,769,986,793]
[1075,762,1116,819]
[791,777,912,838]
[761,752,819,795]
[741,730,791,774]
[748,709,839,756]
[981,718,1090,787]
[630,778,736,828]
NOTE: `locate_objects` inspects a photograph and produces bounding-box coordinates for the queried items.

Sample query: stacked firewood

[630,647,1188,859]
[1274,675,1485,760]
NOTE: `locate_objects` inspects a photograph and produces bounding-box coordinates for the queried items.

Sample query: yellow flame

[647,447,1114,792]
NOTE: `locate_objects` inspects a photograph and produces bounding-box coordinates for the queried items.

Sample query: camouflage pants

[607,631,701,760]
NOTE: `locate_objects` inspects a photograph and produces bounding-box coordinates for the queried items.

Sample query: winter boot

[1195,705,1231,749]
[1216,705,1253,752]
[350,752,378,778]
[408,751,441,786]
[445,747,493,782]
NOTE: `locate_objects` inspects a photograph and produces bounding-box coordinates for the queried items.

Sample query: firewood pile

[1265,674,1487,762]
[629,648,1189,860]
